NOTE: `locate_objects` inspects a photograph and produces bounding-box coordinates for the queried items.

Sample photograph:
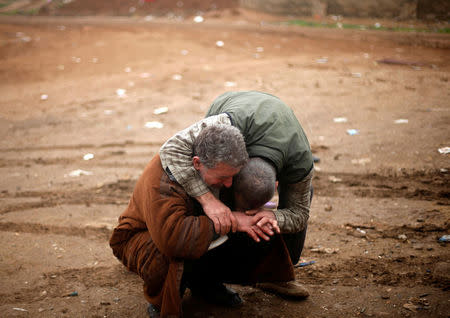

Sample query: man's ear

[275,181,279,188]
[192,156,202,171]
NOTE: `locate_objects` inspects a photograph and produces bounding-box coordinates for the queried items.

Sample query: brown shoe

[256,281,309,299]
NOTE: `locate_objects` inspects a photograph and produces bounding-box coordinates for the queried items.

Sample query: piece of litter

[104,109,114,115]
[58,64,65,70]
[316,58,328,64]
[116,89,127,98]
[181,49,189,56]
[216,41,224,48]
[172,74,182,81]
[438,235,450,242]
[144,121,164,129]
[294,260,316,268]
[153,107,168,115]
[92,57,98,63]
[224,81,237,87]
[347,129,359,135]
[256,47,264,53]
[351,73,362,78]
[351,158,371,165]
[193,16,204,23]
[394,119,408,124]
[333,117,347,123]
[83,153,94,161]
[374,22,381,28]
[140,73,151,78]
[124,67,131,73]
[40,94,48,101]
[13,308,28,312]
[328,176,342,183]
[438,147,450,154]
[398,234,408,241]
[145,15,153,21]
[67,169,93,177]
[67,291,79,297]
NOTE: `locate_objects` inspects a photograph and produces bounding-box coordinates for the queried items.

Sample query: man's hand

[234,212,280,242]
[248,210,280,235]
[196,192,237,236]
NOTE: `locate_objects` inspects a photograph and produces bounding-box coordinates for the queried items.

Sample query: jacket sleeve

[159,114,232,198]
[132,161,215,260]
[273,168,313,233]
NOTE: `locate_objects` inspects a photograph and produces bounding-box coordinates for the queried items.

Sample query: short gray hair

[233,157,276,209]
[193,124,248,169]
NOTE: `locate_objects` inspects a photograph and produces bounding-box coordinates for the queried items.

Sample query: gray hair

[233,157,276,209]
[193,124,248,169]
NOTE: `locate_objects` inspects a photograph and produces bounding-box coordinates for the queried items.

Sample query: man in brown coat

[110,125,296,317]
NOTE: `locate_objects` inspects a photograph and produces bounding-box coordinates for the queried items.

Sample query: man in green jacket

[160,91,314,298]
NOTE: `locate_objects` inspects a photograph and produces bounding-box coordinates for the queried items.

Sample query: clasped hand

[234,210,280,242]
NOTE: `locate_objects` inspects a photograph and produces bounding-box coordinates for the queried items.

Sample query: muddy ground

[0,7,449,318]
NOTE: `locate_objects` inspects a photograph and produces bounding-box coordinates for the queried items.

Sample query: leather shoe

[256,281,309,299]
[147,303,160,318]
[190,283,243,307]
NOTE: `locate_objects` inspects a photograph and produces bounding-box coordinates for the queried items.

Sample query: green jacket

[206,91,313,185]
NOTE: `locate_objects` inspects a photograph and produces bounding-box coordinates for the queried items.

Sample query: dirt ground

[0,6,449,318]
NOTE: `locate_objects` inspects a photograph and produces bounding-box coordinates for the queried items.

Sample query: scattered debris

[438,235,450,242]
[153,107,169,115]
[40,94,48,101]
[347,129,359,135]
[66,169,93,177]
[13,308,28,312]
[438,147,450,154]
[398,234,408,241]
[310,247,339,254]
[193,16,204,23]
[144,121,164,129]
[224,81,237,87]
[294,260,316,268]
[104,109,114,115]
[116,89,127,98]
[67,291,78,297]
[216,40,224,48]
[351,158,371,165]
[328,176,342,183]
[172,74,183,81]
[333,117,347,123]
[394,119,409,124]
[316,58,328,64]
[351,73,362,78]
[403,303,419,312]
[83,153,94,161]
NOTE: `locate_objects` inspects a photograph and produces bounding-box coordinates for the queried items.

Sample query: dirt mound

[40,0,239,16]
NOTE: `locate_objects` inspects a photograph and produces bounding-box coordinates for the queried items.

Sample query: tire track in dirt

[0,222,112,240]
[314,170,449,203]
[296,255,445,288]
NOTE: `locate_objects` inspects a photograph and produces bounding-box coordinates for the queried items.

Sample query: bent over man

[109,125,296,317]
[160,91,314,296]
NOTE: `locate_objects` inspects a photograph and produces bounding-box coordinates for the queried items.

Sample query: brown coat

[110,155,214,317]
[110,154,295,317]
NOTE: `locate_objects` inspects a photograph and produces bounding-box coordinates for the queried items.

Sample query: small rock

[403,303,419,312]
[324,205,332,212]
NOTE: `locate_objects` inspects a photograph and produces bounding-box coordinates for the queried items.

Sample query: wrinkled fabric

[110,155,214,317]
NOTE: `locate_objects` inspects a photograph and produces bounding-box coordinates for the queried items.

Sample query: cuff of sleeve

[273,210,286,230]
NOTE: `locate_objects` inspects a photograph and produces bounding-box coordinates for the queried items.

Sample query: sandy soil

[0,7,449,318]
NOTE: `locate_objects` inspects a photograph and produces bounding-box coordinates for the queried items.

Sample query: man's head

[193,124,248,188]
[233,157,277,211]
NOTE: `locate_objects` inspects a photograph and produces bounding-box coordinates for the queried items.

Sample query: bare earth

[0,9,449,318]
